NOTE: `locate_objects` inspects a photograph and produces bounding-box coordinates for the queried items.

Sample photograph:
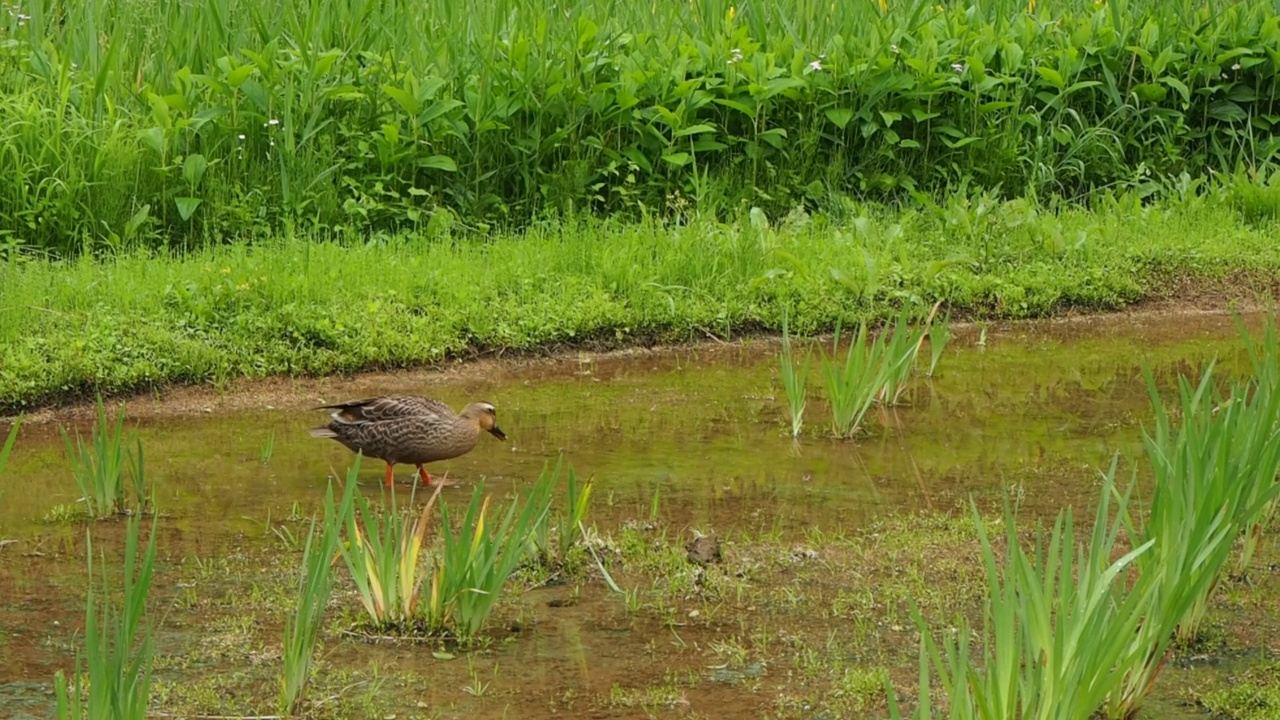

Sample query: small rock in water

[685,533,722,566]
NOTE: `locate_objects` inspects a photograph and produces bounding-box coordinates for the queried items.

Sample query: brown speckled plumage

[309,394,506,486]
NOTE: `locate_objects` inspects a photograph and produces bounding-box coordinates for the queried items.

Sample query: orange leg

[384,462,395,488]
[416,465,433,486]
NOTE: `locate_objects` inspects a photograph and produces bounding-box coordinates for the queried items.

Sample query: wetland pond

[1,309,1276,719]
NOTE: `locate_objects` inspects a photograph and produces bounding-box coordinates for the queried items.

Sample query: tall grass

[1,0,1278,250]
[55,513,159,720]
[60,398,147,518]
[280,479,346,715]
[886,460,1158,720]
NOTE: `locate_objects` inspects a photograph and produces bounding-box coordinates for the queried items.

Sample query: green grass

[55,513,159,720]
[6,191,1280,412]
[1,0,1278,250]
[1192,660,1280,720]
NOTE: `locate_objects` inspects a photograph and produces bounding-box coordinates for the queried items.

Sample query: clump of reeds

[326,456,564,643]
[819,321,885,438]
[60,398,148,518]
[280,475,348,715]
[1231,311,1280,575]
[330,457,444,630]
[885,313,1280,720]
[425,473,555,641]
[779,312,813,438]
[527,458,595,568]
[55,513,159,720]
[1109,358,1280,718]
[886,459,1159,720]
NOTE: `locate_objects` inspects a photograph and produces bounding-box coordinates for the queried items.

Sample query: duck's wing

[317,394,453,424]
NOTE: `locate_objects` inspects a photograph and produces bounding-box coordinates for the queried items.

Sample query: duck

[309,394,507,487]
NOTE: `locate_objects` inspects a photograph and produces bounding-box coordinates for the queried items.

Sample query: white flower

[1232,62,1241,71]
[269,118,280,125]
[890,44,900,54]
[951,62,967,73]
[728,48,743,65]
[238,134,246,141]
[809,60,822,71]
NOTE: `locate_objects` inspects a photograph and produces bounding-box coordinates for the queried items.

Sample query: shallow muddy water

[0,309,1271,719]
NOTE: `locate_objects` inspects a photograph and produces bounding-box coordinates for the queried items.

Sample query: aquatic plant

[331,455,444,629]
[819,322,886,438]
[426,475,554,641]
[1231,311,1280,575]
[886,459,1158,720]
[0,416,19,478]
[1110,363,1280,718]
[528,459,595,566]
[926,310,952,378]
[779,313,813,438]
[260,430,276,466]
[876,308,931,406]
[55,513,159,720]
[0,416,19,509]
[60,398,146,518]
[280,480,345,715]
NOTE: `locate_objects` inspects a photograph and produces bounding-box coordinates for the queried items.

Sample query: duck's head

[462,401,506,441]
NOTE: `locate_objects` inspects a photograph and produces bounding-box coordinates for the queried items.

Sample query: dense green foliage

[2,0,1279,253]
[3,191,1280,412]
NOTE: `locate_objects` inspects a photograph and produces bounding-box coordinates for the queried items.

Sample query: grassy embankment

[2,0,1280,409]
[4,193,1280,412]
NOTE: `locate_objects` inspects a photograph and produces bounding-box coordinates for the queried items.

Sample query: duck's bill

[489,426,507,441]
